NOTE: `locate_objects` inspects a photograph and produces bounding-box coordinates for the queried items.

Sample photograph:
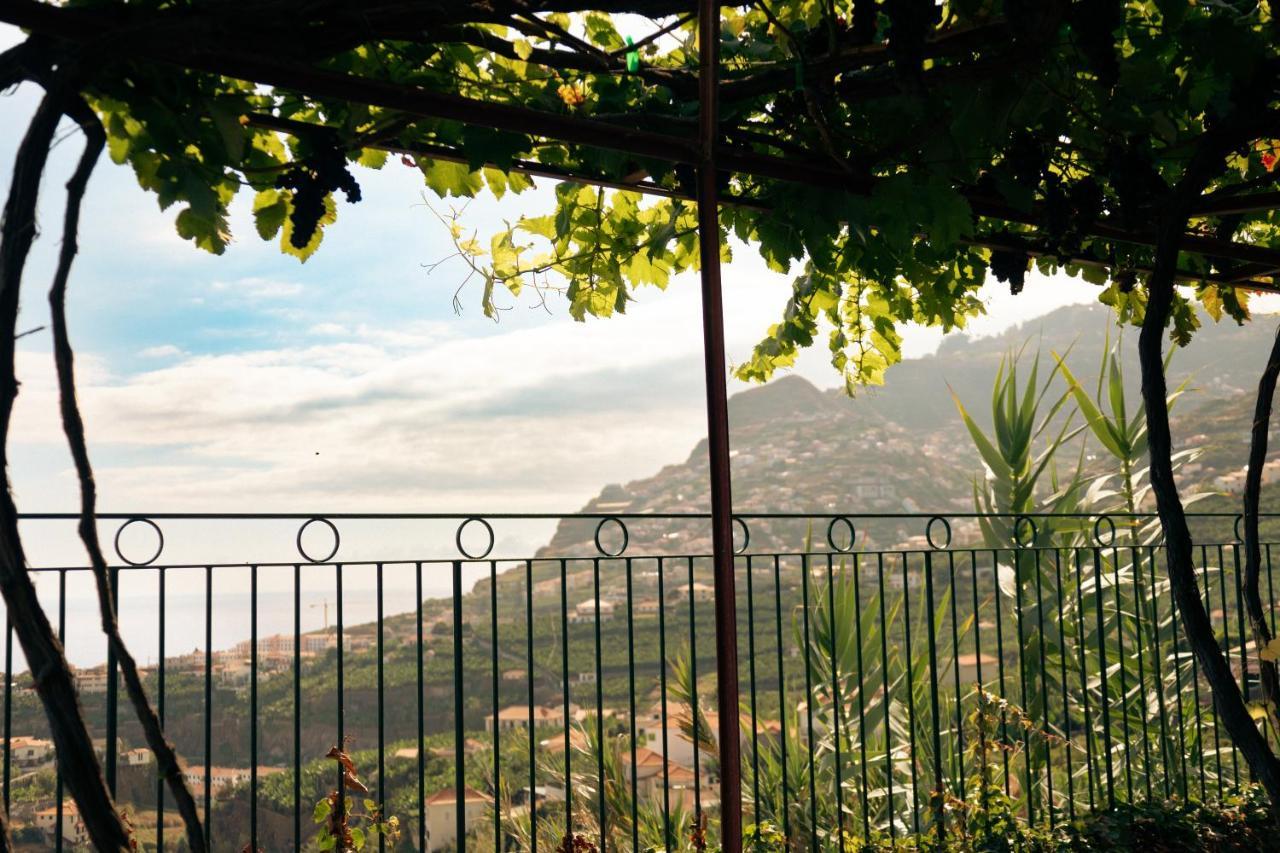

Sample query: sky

[0,23,1120,662]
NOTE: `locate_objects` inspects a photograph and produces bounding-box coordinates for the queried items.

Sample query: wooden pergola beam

[11,0,1280,276]
[247,114,1280,294]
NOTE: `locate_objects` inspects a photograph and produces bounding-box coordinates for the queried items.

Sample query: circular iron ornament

[455,516,495,560]
[296,517,340,564]
[593,517,629,558]
[1013,515,1038,549]
[926,516,953,551]
[1235,513,1245,544]
[732,517,750,555]
[827,516,856,554]
[1093,515,1117,548]
[113,517,164,567]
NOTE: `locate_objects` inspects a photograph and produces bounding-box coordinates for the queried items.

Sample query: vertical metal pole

[696,0,742,848]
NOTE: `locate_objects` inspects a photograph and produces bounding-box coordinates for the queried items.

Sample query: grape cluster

[989,248,1029,295]
[275,138,363,249]
[1069,0,1121,87]
[886,0,942,70]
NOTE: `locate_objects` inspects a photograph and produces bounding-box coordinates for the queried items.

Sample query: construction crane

[310,598,331,631]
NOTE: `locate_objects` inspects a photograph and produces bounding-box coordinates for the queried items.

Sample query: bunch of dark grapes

[885,0,942,70]
[275,139,362,249]
[1069,0,1121,87]
[989,248,1029,295]
[1114,268,1137,293]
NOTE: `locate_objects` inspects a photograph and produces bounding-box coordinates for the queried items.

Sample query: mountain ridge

[539,303,1280,555]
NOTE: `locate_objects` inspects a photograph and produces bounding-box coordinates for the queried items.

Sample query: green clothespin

[625,36,640,73]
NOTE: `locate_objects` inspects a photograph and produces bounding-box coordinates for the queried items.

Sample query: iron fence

[2,511,1276,850]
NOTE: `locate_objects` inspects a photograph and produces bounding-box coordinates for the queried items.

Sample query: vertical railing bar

[745,553,760,823]
[250,563,259,852]
[799,553,817,846]
[525,560,538,853]
[294,563,302,850]
[922,550,944,830]
[853,552,870,839]
[1014,547,1032,821]
[877,553,893,840]
[416,562,426,853]
[688,556,703,826]
[157,566,166,851]
[377,562,387,853]
[1033,548,1052,823]
[901,552,920,834]
[1221,542,1237,791]
[489,559,501,851]
[1110,544,1133,804]
[1171,546,1206,799]
[1144,547,1173,800]
[992,548,1010,800]
[203,565,212,850]
[826,552,846,845]
[1073,550,1096,812]
[947,550,964,804]
[625,557,639,853]
[1092,548,1115,810]
[105,566,118,797]
[773,554,790,843]
[592,557,605,851]
[2,616,9,817]
[1230,543,1249,789]
[560,558,573,840]
[1129,545,1152,801]
[451,559,465,852]
[969,548,985,810]
[336,562,347,828]
[1201,544,1223,796]
[658,556,672,848]
[56,572,66,853]
[1228,537,1249,701]
[1052,550,1074,821]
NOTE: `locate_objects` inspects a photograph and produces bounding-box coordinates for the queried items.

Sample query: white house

[424,786,491,851]
[484,704,564,732]
[569,598,615,624]
[181,765,284,799]
[35,802,89,847]
[9,736,53,768]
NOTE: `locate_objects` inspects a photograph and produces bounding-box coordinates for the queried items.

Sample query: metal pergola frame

[13,2,1280,849]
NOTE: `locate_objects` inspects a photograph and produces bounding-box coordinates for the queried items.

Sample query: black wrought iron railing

[3,511,1277,850]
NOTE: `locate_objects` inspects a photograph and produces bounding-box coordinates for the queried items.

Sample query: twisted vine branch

[51,97,207,853]
[0,87,131,852]
[1243,323,1280,740]
[1140,206,1280,823]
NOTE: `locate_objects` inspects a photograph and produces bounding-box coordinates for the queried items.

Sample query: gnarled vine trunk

[50,97,206,853]
[0,88,132,852]
[1139,207,1280,823]
[1243,323,1280,741]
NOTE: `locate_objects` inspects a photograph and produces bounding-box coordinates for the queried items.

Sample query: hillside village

[5,305,1280,847]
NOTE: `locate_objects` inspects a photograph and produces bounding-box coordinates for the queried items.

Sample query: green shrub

[739,787,1274,852]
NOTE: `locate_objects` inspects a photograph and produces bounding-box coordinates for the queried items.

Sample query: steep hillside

[540,304,1280,555]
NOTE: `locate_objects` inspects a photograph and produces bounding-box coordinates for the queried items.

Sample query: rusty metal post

[696,0,743,848]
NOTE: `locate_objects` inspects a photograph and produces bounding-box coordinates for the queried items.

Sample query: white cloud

[210,277,304,300]
[138,344,184,359]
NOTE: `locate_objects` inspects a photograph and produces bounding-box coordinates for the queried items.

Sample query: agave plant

[1054,332,1206,545]
[951,347,1087,551]
[1053,333,1219,804]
